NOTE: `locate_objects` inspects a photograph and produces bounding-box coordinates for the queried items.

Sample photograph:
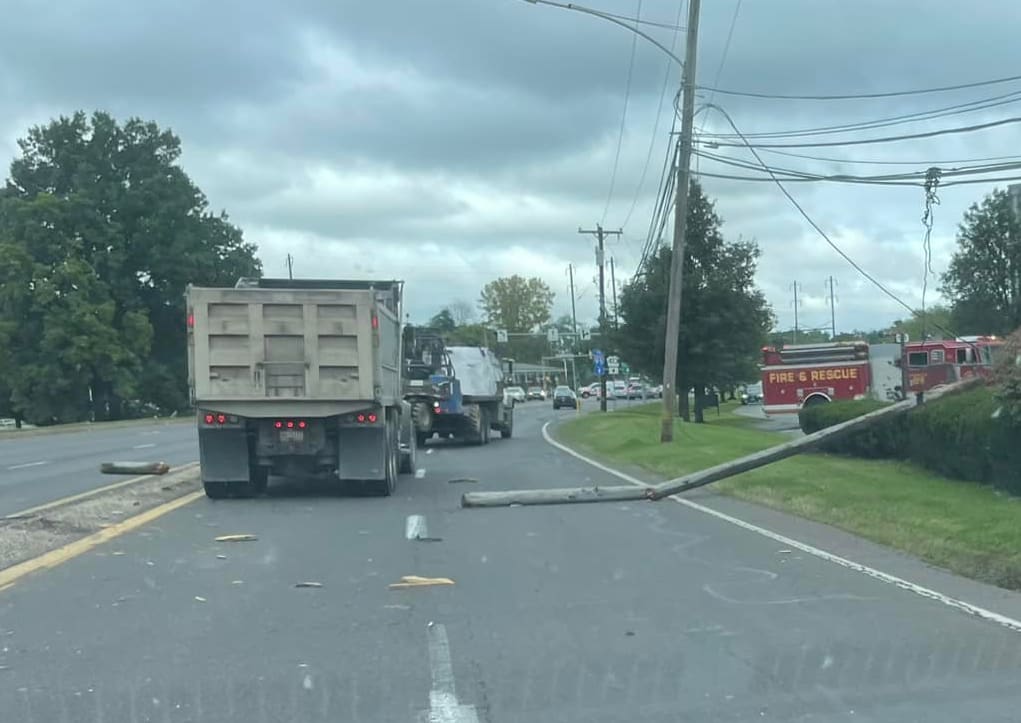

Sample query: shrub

[799,386,1021,496]
[798,398,905,458]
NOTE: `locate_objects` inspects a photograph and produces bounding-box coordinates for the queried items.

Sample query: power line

[703,115,1021,149]
[602,0,642,224]
[621,0,685,230]
[695,0,741,175]
[699,102,926,318]
[698,71,1021,101]
[752,147,1021,167]
[697,89,1021,140]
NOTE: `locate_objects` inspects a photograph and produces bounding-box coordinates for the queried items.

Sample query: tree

[448,299,475,325]
[0,111,261,423]
[616,182,774,422]
[479,275,554,332]
[942,188,1021,335]
[428,308,457,333]
[886,305,953,341]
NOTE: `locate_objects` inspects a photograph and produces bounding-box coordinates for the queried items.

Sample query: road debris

[448,478,478,484]
[389,575,455,590]
[231,580,243,585]
[215,534,257,543]
[215,554,227,560]
[294,581,323,588]
[100,461,171,476]
[194,596,207,603]
[415,536,443,543]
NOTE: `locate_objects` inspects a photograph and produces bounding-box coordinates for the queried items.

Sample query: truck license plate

[279,430,304,443]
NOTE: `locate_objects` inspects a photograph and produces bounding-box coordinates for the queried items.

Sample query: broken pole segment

[461,484,650,508]
[100,461,171,476]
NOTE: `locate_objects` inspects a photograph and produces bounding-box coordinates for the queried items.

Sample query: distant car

[526,386,546,401]
[552,386,579,410]
[626,382,650,400]
[649,384,663,398]
[578,382,600,398]
[610,381,628,399]
[740,383,763,405]
[505,386,526,403]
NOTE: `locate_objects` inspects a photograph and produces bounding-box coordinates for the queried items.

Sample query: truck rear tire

[500,413,513,438]
[400,429,417,474]
[367,417,399,496]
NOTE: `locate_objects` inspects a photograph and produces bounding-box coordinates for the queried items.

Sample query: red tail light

[187,310,195,328]
[274,421,283,429]
[367,413,377,423]
[357,414,366,423]
[217,414,226,424]
[298,420,307,429]
[371,314,379,329]
[286,420,295,428]
[204,414,214,424]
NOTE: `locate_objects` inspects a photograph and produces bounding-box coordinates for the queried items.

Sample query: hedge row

[797,387,1021,496]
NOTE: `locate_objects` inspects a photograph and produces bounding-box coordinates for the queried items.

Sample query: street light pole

[659,0,702,443]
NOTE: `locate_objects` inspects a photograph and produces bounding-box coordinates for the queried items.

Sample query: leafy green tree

[428,308,457,333]
[479,275,554,332]
[0,111,261,422]
[942,188,1021,335]
[616,182,774,422]
[885,305,953,341]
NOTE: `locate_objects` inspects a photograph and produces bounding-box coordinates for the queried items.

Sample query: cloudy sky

[2,0,1020,334]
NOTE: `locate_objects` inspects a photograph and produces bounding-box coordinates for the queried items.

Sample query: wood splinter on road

[100,461,170,476]
[389,575,455,589]
[462,377,983,509]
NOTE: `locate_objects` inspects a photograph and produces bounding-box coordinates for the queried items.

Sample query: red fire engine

[760,336,1002,417]
[761,342,876,416]
[902,336,1002,393]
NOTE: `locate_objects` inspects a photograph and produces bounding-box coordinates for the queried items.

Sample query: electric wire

[602,0,642,224]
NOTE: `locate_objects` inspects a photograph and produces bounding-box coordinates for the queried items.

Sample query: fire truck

[902,336,1002,393]
[760,336,1002,417]
[761,341,894,417]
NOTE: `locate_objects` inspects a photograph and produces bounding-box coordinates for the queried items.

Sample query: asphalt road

[1,400,1021,722]
[0,421,198,516]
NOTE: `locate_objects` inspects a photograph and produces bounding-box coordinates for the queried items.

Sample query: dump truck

[186,277,415,498]
[402,328,514,446]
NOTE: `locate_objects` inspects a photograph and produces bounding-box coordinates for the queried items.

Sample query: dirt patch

[0,466,201,571]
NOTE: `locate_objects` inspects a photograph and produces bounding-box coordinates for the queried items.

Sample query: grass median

[557,402,1021,591]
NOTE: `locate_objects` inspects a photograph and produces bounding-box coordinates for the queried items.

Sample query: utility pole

[286,253,294,280]
[660,0,702,442]
[579,224,621,412]
[826,275,838,339]
[567,264,579,339]
[791,281,801,344]
[609,256,619,329]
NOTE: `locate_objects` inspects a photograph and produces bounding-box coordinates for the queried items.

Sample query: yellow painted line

[0,489,205,592]
[5,461,200,519]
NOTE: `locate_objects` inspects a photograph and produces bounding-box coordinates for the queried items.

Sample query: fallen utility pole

[461,376,981,509]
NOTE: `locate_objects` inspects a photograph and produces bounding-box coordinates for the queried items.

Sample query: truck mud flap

[199,429,251,482]
[338,426,388,481]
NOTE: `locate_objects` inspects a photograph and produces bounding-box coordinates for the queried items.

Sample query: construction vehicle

[186,278,415,499]
[403,327,514,446]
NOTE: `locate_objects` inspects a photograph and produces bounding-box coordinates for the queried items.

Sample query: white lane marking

[406,514,428,540]
[415,468,426,479]
[132,443,156,449]
[6,461,48,470]
[424,623,479,723]
[541,422,1021,634]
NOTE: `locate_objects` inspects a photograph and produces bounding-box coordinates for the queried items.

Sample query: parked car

[526,386,547,401]
[578,382,600,398]
[649,384,663,398]
[505,386,527,403]
[552,385,579,410]
[740,382,763,405]
[626,382,650,400]
[610,381,628,399]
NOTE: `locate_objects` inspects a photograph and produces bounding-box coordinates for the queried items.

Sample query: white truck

[186,278,415,498]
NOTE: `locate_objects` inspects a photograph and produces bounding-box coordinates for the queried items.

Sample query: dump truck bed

[187,280,402,416]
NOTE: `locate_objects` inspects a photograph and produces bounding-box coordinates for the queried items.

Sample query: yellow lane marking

[5,461,200,519]
[0,489,205,592]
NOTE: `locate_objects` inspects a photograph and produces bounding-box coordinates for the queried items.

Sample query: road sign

[607,355,619,365]
[592,349,604,364]
[580,329,591,341]
[547,328,559,343]
[621,363,630,375]
[496,329,508,343]
[594,361,606,376]
[608,362,620,375]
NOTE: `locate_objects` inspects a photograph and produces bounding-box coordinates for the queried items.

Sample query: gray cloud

[2,0,1020,335]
